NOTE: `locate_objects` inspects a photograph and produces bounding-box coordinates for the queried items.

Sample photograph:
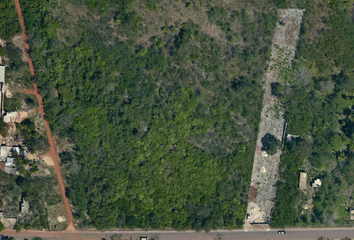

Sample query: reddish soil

[248,186,258,203]
[14,0,75,231]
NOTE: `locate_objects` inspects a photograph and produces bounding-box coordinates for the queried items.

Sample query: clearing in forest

[245,9,304,225]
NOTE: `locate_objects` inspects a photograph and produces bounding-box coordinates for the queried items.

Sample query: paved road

[3,228,354,240]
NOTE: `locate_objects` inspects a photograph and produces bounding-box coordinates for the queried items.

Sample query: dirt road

[14,0,75,231]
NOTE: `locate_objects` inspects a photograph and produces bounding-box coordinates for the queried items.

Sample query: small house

[140,237,148,240]
[299,172,307,190]
[5,157,14,167]
[20,199,29,214]
[0,66,4,84]
[0,146,7,162]
[12,146,20,154]
[312,178,322,190]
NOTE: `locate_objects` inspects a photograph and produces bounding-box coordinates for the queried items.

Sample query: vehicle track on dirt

[14,0,75,231]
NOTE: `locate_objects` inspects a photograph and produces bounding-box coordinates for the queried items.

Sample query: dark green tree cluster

[11,0,281,231]
[18,118,49,154]
[261,134,281,156]
[0,118,9,138]
[0,1,21,40]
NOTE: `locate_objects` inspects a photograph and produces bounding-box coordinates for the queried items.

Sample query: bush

[261,133,281,155]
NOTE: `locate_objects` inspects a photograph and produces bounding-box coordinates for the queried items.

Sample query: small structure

[350,209,354,220]
[0,146,7,162]
[312,178,322,190]
[5,157,14,167]
[3,112,18,123]
[140,237,148,240]
[12,146,20,154]
[0,66,4,84]
[287,134,299,142]
[20,199,29,214]
[0,65,4,117]
[299,172,307,190]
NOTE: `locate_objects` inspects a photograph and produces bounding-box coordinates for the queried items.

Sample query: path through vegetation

[13,0,75,231]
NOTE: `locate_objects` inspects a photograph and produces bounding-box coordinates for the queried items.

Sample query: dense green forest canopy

[0,0,316,232]
[0,0,283,231]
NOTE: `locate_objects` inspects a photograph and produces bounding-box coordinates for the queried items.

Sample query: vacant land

[246,9,304,224]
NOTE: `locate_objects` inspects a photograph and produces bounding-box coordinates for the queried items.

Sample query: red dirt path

[14,0,75,231]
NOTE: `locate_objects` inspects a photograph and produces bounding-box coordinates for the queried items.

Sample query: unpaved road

[14,0,75,231]
[3,228,354,240]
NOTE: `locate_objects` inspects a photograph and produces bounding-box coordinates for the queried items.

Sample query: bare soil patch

[248,186,258,203]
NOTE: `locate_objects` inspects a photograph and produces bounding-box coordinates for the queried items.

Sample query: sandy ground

[42,153,55,166]
[14,0,74,230]
[26,152,54,166]
[5,89,12,98]
[246,9,305,225]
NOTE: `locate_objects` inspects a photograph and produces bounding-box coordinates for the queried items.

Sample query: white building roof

[6,157,14,164]
[0,146,8,161]
[312,178,322,188]
[0,66,4,83]
[12,147,20,154]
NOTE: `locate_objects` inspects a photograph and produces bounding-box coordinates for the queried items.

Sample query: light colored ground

[2,218,16,229]
[246,9,305,224]
[42,153,54,166]
[26,152,54,166]
[3,110,31,124]
[5,89,12,98]
[58,216,66,223]
[12,35,28,63]
[47,202,68,230]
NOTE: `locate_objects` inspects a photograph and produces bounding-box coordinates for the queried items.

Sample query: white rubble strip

[246,9,304,224]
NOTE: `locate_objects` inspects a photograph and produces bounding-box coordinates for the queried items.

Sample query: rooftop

[0,66,4,83]
[299,172,307,190]
[0,146,8,159]
[312,179,322,189]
